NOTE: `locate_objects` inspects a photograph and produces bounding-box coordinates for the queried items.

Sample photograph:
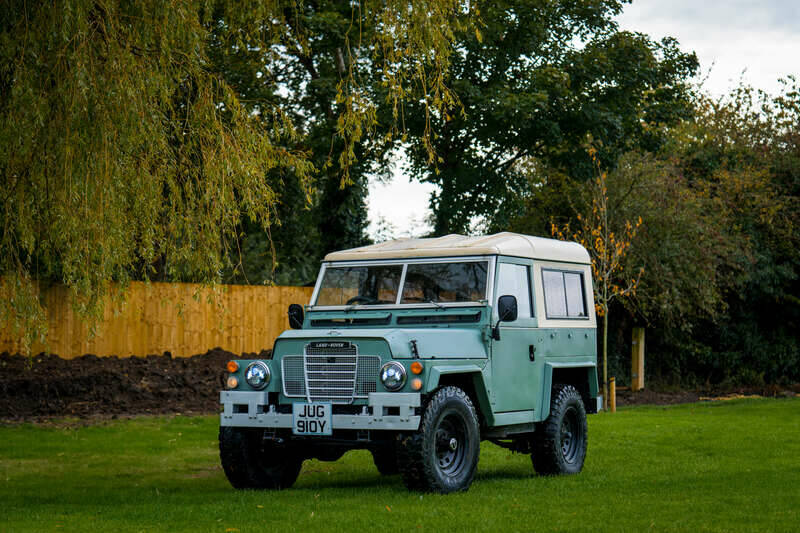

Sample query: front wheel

[531,384,588,475]
[397,386,480,493]
[219,427,303,489]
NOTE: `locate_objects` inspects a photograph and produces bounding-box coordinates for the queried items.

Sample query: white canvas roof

[325,232,590,264]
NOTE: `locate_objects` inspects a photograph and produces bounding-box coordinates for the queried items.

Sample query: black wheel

[397,386,480,493]
[219,427,303,489]
[531,384,588,475]
[371,446,400,476]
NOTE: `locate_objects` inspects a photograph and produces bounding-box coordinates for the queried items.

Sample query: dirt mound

[2,351,797,422]
[0,349,267,421]
[616,384,799,407]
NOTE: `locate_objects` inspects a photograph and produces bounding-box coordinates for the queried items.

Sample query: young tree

[551,150,642,410]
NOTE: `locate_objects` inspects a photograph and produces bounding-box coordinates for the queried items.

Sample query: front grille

[282,356,305,396]
[356,356,380,396]
[281,345,380,404]
[306,355,356,403]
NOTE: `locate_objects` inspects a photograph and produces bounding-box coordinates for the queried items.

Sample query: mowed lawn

[1,398,798,533]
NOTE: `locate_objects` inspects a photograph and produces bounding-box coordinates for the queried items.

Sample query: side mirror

[492,295,518,340]
[288,304,304,329]
[497,295,518,322]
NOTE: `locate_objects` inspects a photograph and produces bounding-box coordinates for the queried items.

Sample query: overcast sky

[618,0,799,96]
[367,0,800,240]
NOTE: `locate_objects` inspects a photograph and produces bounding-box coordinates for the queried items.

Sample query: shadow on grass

[475,466,535,483]
[297,474,405,491]
[294,464,535,491]
[9,464,572,507]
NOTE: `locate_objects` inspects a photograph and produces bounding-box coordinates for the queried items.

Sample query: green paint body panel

[489,326,597,422]
[227,255,598,428]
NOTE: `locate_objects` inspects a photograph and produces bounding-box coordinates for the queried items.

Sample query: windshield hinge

[410,339,419,359]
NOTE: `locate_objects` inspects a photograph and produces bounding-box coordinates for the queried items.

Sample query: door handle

[529,345,535,362]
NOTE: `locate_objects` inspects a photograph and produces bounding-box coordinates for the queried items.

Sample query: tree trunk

[603,311,609,411]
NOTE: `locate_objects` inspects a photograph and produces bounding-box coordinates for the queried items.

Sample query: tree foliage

[215,1,479,285]
[400,0,698,234]
[3,0,796,386]
[0,0,475,349]
[515,79,800,385]
[655,81,800,384]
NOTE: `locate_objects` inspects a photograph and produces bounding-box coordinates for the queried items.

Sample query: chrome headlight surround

[380,361,407,391]
[245,361,270,390]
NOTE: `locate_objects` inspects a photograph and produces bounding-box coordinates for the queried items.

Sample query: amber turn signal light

[226,360,239,373]
[410,361,423,375]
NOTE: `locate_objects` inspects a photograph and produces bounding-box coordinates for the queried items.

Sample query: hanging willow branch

[0,0,475,351]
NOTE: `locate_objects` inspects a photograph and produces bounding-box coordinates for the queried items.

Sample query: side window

[542,270,567,317]
[496,263,532,320]
[564,272,586,317]
[542,269,587,319]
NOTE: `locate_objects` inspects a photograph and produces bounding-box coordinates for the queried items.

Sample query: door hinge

[529,345,536,362]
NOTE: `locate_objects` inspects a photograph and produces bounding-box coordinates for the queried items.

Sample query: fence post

[609,377,616,413]
[631,327,645,391]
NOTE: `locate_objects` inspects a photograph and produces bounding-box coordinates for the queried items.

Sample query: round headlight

[380,362,407,391]
[245,361,270,390]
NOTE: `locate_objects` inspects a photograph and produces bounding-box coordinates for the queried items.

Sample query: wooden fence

[0,282,314,359]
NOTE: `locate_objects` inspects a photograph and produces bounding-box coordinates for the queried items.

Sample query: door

[490,261,542,414]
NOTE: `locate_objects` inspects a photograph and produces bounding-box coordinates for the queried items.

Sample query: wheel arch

[424,365,491,428]
[542,363,599,417]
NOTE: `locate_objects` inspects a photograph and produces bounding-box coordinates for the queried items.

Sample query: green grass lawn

[1,398,798,532]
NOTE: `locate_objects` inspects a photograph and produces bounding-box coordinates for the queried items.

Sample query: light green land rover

[219,232,599,493]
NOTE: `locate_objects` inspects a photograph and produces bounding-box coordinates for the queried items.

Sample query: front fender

[426,364,485,392]
[424,364,492,426]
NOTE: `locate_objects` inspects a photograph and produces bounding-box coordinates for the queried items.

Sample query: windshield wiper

[425,299,446,309]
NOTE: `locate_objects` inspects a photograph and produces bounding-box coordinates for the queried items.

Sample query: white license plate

[292,403,332,435]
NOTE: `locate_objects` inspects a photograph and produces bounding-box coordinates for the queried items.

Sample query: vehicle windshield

[315,265,403,306]
[314,261,488,306]
[400,262,488,303]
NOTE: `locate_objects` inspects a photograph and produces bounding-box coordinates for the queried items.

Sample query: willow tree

[0,0,475,350]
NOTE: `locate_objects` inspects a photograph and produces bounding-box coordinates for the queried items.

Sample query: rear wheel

[219,427,303,489]
[397,386,480,493]
[531,384,588,475]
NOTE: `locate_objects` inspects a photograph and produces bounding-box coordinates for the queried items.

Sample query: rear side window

[542,269,587,318]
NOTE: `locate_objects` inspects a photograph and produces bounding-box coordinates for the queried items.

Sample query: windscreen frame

[309,256,496,310]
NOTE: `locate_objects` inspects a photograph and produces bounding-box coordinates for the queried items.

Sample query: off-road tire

[219,427,303,489]
[531,384,588,475]
[397,386,480,493]
[371,446,400,476]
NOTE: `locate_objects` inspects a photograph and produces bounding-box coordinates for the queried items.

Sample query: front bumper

[220,391,421,431]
